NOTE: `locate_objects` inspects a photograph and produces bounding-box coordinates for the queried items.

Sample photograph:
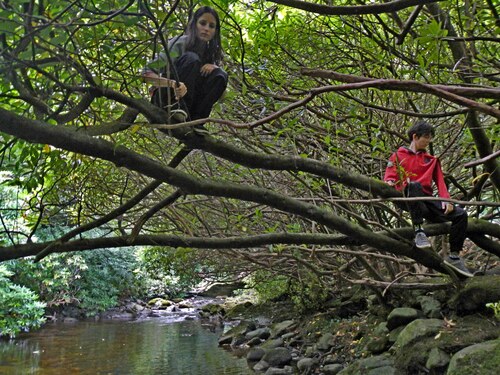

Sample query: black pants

[152,51,228,121]
[401,182,468,253]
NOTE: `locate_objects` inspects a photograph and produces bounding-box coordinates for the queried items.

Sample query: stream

[0,301,254,374]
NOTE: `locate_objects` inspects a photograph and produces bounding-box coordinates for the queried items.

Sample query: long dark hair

[184,6,223,65]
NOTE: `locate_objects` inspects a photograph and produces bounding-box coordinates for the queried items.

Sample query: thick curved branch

[2,218,497,265]
[0,108,448,271]
[270,0,443,16]
[1,109,497,275]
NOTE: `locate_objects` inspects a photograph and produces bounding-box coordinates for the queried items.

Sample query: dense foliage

[0,265,46,338]
[8,248,145,316]
[0,0,499,333]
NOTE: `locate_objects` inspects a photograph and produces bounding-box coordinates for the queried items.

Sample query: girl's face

[196,12,217,42]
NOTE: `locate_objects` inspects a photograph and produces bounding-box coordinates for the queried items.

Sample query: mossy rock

[449,275,500,314]
[147,298,171,307]
[394,315,500,373]
[392,319,443,350]
[225,301,254,318]
[223,320,255,337]
[446,339,500,375]
[338,353,401,375]
[201,303,224,315]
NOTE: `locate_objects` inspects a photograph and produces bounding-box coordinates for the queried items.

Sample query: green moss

[448,341,500,375]
[394,315,500,372]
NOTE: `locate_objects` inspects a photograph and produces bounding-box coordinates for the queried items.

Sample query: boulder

[426,347,450,371]
[201,303,224,315]
[392,319,443,350]
[338,353,401,375]
[264,367,294,375]
[217,335,232,346]
[418,295,442,319]
[247,347,266,362]
[449,275,500,314]
[365,335,390,354]
[386,307,422,330]
[317,332,335,351]
[270,319,296,338]
[388,326,405,344]
[147,297,172,308]
[297,357,318,373]
[198,282,245,297]
[262,347,293,367]
[261,337,284,349]
[323,364,344,375]
[247,337,262,346]
[365,322,390,354]
[253,360,270,372]
[446,339,500,375]
[245,327,271,340]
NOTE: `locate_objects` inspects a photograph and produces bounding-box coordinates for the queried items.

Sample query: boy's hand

[443,202,454,215]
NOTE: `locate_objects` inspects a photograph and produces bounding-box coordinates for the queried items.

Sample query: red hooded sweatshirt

[384,147,450,199]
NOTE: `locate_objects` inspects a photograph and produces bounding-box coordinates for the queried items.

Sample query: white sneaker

[414,231,431,249]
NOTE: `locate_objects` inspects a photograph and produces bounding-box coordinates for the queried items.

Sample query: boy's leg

[404,182,432,249]
[447,206,468,254]
[422,202,468,254]
[422,202,472,277]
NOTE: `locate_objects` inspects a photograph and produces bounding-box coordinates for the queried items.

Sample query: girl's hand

[200,64,218,77]
[174,82,187,100]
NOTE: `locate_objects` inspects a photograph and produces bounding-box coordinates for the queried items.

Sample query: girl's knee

[182,51,201,62]
[211,68,228,82]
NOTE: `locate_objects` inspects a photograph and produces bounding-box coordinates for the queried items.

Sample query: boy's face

[413,133,432,151]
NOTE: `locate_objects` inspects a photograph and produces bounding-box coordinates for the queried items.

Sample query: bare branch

[301,69,500,100]
[270,0,444,16]
[464,150,500,169]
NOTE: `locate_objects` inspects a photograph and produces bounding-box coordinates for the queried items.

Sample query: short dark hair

[407,120,435,143]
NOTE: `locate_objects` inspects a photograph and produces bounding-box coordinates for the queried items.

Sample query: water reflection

[0,318,253,374]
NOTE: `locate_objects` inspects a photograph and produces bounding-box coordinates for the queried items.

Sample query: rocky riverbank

[45,276,500,374]
[210,275,500,375]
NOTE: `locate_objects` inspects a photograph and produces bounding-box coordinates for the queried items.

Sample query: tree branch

[270,0,444,16]
[301,69,500,100]
[464,150,500,169]
[0,107,451,271]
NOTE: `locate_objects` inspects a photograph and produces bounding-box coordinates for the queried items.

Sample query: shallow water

[0,317,253,374]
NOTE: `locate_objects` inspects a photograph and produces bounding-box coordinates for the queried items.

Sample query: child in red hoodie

[384,120,471,277]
